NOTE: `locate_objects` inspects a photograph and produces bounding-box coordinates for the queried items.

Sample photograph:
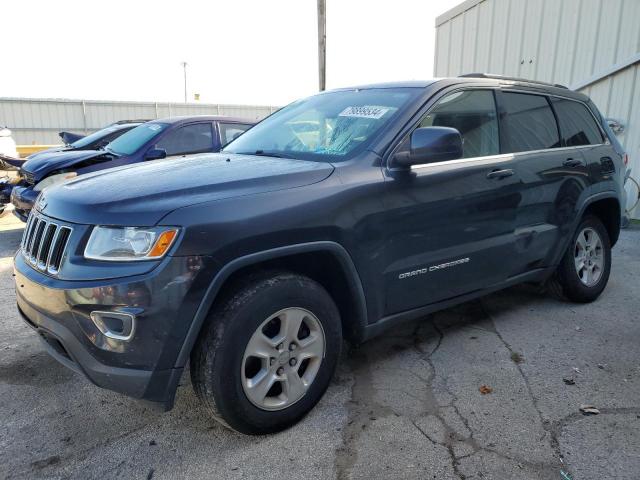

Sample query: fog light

[90,311,136,341]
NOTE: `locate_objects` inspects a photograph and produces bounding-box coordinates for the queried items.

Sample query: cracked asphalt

[1,209,639,480]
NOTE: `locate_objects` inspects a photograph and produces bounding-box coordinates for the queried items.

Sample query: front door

[381,88,522,316]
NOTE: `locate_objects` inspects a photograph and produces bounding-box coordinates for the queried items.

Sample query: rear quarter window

[500,92,560,153]
[550,98,604,146]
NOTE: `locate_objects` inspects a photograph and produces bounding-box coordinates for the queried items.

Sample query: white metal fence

[0,97,280,145]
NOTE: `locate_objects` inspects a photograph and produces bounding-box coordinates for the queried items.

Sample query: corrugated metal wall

[0,97,279,145]
[435,0,640,218]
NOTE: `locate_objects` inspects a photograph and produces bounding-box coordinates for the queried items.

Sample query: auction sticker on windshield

[338,106,390,119]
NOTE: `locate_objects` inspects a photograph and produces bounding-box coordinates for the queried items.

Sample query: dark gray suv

[14,75,627,434]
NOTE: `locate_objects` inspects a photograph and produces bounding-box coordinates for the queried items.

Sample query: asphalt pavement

[1,209,639,480]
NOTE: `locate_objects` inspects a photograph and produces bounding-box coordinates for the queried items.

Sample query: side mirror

[393,127,463,167]
[145,148,167,161]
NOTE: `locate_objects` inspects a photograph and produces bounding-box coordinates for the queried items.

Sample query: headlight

[33,172,77,192]
[84,226,179,261]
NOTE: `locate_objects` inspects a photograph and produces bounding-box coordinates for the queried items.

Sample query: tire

[547,215,611,303]
[190,271,342,435]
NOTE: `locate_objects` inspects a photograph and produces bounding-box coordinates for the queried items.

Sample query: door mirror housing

[393,127,463,167]
[145,148,167,161]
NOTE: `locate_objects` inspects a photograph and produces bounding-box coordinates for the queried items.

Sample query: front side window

[219,123,253,146]
[419,89,499,158]
[223,88,421,162]
[107,123,169,156]
[155,123,214,156]
[551,98,604,146]
[501,92,560,153]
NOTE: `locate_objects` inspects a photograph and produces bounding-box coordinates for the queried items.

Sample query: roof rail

[458,73,568,89]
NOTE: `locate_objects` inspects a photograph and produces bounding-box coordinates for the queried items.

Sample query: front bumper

[14,251,214,409]
[11,185,37,221]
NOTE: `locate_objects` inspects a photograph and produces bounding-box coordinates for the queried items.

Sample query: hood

[40,153,335,226]
[23,149,110,180]
[27,146,73,158]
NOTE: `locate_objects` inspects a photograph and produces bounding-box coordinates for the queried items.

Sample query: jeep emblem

[37,195,47,211]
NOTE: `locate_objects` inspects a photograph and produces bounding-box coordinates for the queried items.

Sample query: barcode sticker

[338,106,390,119]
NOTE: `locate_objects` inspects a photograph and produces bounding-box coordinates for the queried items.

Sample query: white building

[434,0,640,219]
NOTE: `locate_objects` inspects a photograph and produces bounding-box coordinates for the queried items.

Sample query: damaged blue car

[11,116,255,220]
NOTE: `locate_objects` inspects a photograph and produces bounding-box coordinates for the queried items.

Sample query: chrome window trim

[389,84,611,172]
[409,143,608,171]
[410,153,514,170]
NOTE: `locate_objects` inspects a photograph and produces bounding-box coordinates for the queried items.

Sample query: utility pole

[181,61,188,103]
[317,0,326,91]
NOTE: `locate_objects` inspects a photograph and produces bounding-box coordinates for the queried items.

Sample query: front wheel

[548,215,612,303]
[190,272,342,434]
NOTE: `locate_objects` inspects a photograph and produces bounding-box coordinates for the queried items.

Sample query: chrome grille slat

[45,227,61,270]
[34,220,50,266]
[37,223,57,270]
[21,214,35,249]
[29,219,45,262]
[21,212,73,276]
[24,215,38,253]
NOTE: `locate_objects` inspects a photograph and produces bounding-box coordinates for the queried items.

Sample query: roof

[151,115,256,125]
[329,77,586,101]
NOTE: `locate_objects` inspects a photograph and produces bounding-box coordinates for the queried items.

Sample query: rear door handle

[563,158,583,167]
[486,168,514,180]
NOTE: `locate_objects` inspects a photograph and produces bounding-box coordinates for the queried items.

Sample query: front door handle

[563,158,583,168]
[486,168,515,180]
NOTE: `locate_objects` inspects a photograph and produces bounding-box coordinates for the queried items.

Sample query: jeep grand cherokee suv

[15,76,626,434]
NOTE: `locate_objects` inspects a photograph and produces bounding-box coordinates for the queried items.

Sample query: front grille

[21,212,73,275]
[21,169,36,185]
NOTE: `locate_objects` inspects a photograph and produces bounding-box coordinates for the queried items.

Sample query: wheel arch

[580,195,621,247]
[174,241,369,369]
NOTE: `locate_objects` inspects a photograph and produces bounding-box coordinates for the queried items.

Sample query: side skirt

[361,267,555,341]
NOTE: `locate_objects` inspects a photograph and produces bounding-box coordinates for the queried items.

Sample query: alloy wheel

[241,308,325,411]
[574,227,604,287]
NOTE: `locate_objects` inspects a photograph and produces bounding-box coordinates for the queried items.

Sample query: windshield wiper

[242,150,294,159]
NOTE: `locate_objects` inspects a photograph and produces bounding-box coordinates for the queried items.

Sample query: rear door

[497,91,616,276]
[550,97,615,187]
[381,88,522,315]
[495,90,576,276]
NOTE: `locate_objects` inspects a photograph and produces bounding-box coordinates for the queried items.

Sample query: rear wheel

[548,215,611,302]
[190,272,341,434]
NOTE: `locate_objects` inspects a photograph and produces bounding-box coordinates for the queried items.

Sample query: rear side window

[155,123,214,156]
[500,92,560,153]
[551,98,604,146]
[419,90,499,158]
[219,123,252,146]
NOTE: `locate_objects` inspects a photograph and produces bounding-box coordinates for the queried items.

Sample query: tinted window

[419,90,499,158]
[551,98,603,146]
[501,93,560,153]
[156,123,214,156]
[219,123,252,146]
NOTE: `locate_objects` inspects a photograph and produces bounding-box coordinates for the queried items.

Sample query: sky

[3,0,460,106]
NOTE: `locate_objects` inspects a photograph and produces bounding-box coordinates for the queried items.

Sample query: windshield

[106,123,168,156]
[223,88,420,162]
[70,125,121,149]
